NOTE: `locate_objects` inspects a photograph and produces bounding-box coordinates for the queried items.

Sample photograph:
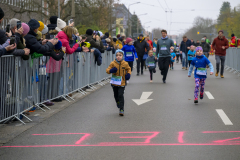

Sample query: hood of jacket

[28,29,38,37]
[218,36,226,40]
[56,31,69,41]
[231,36,236,40]
[47,24,57,31]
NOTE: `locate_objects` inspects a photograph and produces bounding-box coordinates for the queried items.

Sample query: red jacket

[148,40,153,48]
[56,31,79,54]
[230,36,236,47]
[212,36,229,56]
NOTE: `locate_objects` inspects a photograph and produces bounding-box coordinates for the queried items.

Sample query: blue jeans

[182,52,188,68]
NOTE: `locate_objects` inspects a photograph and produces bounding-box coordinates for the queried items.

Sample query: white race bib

[110,75,122,85]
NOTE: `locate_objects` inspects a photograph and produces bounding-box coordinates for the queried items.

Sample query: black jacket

[195,42,200,47]
[133,37,149,57]
[85,34,104,52]
[0,48,6,57]
[47,24,57,32]
[180,39,191,53]
[25,29,54,55]
[200,42,211,52]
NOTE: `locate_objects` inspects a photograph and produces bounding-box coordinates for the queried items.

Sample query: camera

[10,36,15,45]
[17,21,21,29]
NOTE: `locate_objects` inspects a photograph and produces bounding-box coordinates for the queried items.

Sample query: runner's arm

[208,62,214,73]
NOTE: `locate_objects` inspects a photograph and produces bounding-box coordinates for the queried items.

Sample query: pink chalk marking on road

[32,133,92,145]
[202,131,240,133]
[2,143,240,148]
[105,132,160,144]
[213,137,240,143]
[178,132,185,143]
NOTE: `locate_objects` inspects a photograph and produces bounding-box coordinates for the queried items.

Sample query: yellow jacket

[115,40,123,49]
[106,60,131,86]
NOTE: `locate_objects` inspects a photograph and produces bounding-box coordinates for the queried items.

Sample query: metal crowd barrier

[0,51,114,124]
[225,48,240,76]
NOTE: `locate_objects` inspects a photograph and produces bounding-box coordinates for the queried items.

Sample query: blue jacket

[121,44,138,62]
[171,52,176,62]
[188,55,214,79]
[188,50,196,61]
[180,39,191,53]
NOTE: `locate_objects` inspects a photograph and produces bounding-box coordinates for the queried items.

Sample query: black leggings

[149,68,156,80]
[128,61,133,71]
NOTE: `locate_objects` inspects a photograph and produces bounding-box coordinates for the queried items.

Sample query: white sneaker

[127,80,129,84]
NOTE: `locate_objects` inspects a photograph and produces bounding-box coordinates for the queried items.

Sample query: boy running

[187,45,196,67]
[106,49,132,116]
[145,50,157,83]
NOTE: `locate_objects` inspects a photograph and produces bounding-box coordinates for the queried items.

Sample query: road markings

[132,92,153,106]
[205,91,214,99]
[216,109,233,125]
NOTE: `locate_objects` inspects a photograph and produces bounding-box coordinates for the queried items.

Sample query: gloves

[125,73,131,80]
[110,67,118,73]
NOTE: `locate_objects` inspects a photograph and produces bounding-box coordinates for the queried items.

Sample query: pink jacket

[56,31,79,54]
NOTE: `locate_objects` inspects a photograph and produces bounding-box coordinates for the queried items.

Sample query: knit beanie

[231,34,235,37]
[55,18,66,32]
[117,34,121,38]
[55,40,62,50]
[0,7,4,20]
[126,38,133,44]
[22,23,30,35]
[201,38,205,41]
[139,34,143,37]
[113,38,117,42]
[38,21,44,32]
[105,38,111,43]
[86,29,93,36]
[195,46,203,51]
[9,18,20,29]
[105,32,109,37]
[49,16,58,24]
[218,30,224,34]
[28,19,40,30]
[41,25,48,35]
[115,49,124,55]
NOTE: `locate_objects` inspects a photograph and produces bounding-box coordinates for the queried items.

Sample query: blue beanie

[115,49,124,55]
[28,19,40,30]
[55,40,62,50]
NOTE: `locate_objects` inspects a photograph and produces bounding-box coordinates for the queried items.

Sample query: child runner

[188,46,214,104]
[170,49,176,70]
[175,46,181,63]
[145,50,157,83]
[121,37,138,83]
[106,49,132,116]
[187,45,196,67]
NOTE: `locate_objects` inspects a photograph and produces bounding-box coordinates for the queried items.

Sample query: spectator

[25,19,58,54]
[153,38,157,48]
[230,34,237,47]
[85,29,104,51]
[55,18,67,32]
[121,34,126,46]
[204,35,211,44]
[195,40,200,47]
[180,35,191,70]
[146,36,153,48]
[190,39,196,46]
[47,16,58,31]
[200,38,211,58]
[101,32,109,47]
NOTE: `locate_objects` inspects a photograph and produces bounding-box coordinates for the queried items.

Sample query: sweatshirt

[212,36,229,56]
[145,55,157,70]
[121,44,138,62]
[171,52,176,62]
[156,36,174,58]
[188,55,214,79]
[187,50,195,61]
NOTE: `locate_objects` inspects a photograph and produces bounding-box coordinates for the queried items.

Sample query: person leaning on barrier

[25,19,58,55]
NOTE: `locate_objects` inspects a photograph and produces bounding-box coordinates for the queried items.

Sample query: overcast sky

[119,0,240,35]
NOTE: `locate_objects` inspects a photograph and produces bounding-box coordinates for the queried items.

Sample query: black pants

[128,61,133,71]
[170,61,174,68]
[137,55,144,74]
[112,86,125,111]
[158,57,171,81]
[188,60,192,67]
[176,54,180,62]
[149,68,156,80]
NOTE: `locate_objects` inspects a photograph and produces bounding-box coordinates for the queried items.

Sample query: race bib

[110,75,122,85]
[148,62,155,67]
[161,45,167,50]
[196,68,207,75]
[126,52,132,57]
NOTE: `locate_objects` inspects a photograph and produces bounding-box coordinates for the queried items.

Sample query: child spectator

[145,50,157,83]
[170,49,176,70]
[187,45,196,67]
[188,46,214,104]
[106,49,131,116]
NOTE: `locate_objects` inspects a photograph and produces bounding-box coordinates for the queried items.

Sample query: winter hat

[201,38,205,41]
[218,30,224,34]
[86,29,93,36]
[195,46,203,51]
[49,16,58,24]
[105,38,111,43]
[22,23,30,35]
[55,18,66,32]
[121,33,126,37]
[41,25,48,35]
[115,49,124,55]
[28,19,40,30]
[139,34,143,37]
[117,34,121,38]
[0,7,4,20]
[38,21,44,31]
[36,31,42,40]
[231,34,235,37]
[118,37,123,42]
[126,38,133,44]
[113,38,117,42]
[105,32,109,37]
[9,18,20,29]
[55,40,62,50]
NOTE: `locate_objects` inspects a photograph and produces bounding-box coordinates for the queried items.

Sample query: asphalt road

[1,55,240,160]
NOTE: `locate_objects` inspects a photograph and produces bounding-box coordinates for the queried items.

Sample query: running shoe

[215,72,219,77]
[136,73,139,76]
[194,98,198,103]
[119,110,124,116]
[221,75,224,78]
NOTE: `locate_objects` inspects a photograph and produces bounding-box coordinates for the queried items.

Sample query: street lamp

[137,13,147,36]
[128,2,140,36]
